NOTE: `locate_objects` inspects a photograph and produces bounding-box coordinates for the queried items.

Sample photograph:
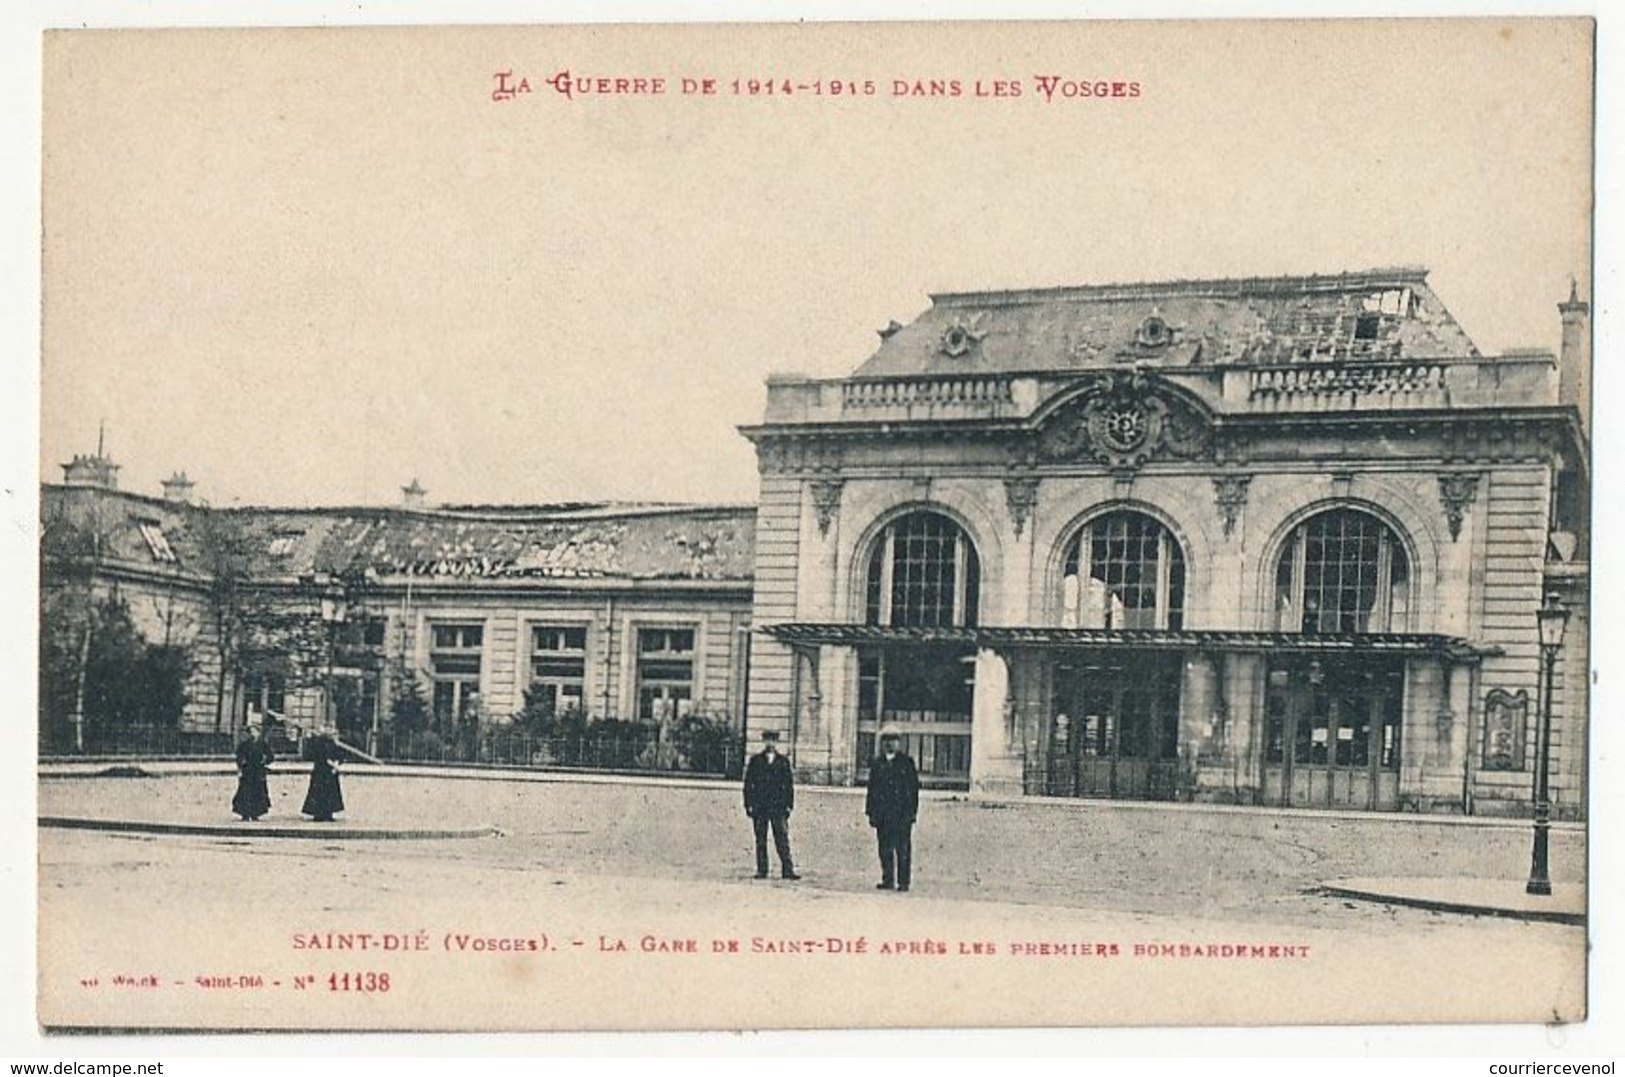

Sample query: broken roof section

[852,268,1483,379]
[229,503,756,582]
[42,486,757,585]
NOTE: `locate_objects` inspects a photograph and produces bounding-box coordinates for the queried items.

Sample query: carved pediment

[1033,372,1213,468]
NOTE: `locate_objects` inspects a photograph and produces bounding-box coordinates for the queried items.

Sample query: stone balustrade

[753,354,1555,426]
[1246,361,1451,409]
[841,375,1015,409]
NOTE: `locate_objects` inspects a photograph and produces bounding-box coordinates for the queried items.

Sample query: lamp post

[1526,591,1570,896]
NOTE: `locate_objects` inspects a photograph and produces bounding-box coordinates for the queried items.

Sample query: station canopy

[760,622,1486,661]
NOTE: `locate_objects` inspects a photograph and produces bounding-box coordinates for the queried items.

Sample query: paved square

[38,770,1586,1030]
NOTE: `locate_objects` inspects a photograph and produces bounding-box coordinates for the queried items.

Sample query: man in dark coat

[301,733,346,822]
[742,730,799,880]
[865,724,920,891]
[232,723,274,821]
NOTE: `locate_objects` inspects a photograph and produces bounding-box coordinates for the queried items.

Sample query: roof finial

[1559,276,1588,314]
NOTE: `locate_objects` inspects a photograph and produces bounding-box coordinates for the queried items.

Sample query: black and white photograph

[9,7,1611,1053]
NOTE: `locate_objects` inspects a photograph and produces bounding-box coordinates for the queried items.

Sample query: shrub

[388,670,430,734]
[671,712,736,775]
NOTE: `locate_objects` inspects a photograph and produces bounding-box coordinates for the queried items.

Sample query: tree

[130,642,193,728]
[39,594,193,747]
[40,488,117,751]
[39,585,92,751]
[386,658,431,734]
[189,510,333,733]
[187,509,261,733]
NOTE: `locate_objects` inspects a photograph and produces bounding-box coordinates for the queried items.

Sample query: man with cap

[742,729,800,880]
[865,724,920,891]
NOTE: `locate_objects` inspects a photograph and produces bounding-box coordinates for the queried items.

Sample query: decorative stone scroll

[1003,477,1040,539]
[1437,472,1482,542]
[1212,475,1252,538]
[808,479,844,537]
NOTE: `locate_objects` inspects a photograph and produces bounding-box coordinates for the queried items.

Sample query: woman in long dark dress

[232,724,274,821]
[301,734,346,822]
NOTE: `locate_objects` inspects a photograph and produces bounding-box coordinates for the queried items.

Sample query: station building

[740,269,1590,817]
[41,267,1590,817]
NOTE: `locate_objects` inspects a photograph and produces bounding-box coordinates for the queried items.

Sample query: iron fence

[367,725,742,778]
[41,721,745,780]
[41,724,237,758]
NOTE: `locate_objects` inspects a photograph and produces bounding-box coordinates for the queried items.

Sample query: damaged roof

[41,486,757,584]
[852,268,1484,378]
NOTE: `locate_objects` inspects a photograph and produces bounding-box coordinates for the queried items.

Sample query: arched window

[865,510,980,628]
[1275,508,1410,634]
[1062,510,1186,630]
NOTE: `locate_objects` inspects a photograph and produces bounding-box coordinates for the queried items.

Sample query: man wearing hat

[742,729,799,880]
[865,724,921,891]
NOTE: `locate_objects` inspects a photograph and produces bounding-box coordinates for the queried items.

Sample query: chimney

[61,452,120,490]
[401,478,427,509]
[161,471,196,504]
[1559,278,1590,429]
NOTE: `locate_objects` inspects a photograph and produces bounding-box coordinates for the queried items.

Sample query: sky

[38,18,1594,508]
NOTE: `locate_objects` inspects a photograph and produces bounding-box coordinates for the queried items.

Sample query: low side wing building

[41,474,756,762]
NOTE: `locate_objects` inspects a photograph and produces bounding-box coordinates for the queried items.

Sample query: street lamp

[1526,591,1570,896]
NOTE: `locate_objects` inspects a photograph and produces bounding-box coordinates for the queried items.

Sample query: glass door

[1263,658,1404,810]
[1050,652,1181,800]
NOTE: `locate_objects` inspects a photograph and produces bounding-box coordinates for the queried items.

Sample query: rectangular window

[430,622,484,723]
[531,624,588,715]
[1335,692,1371,767]
[857,650,883,720]
[136,520,177,563]
[1379,688,1403,770]
[432,623,483,650]
[636,627,695,723]
[335,616,386,656]
[267,530,304,558]
[243,672,286,721]
[1264,669,1290,764]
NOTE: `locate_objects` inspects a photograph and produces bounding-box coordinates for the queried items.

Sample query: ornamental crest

[1035,372,1212,468]
[939,313,990,357]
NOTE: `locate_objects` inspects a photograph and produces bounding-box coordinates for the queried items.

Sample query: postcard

[36,17,1594,1031]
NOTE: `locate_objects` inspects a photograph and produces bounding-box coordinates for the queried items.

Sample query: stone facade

[38,267,1591,817]
[741,269,1590,817]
